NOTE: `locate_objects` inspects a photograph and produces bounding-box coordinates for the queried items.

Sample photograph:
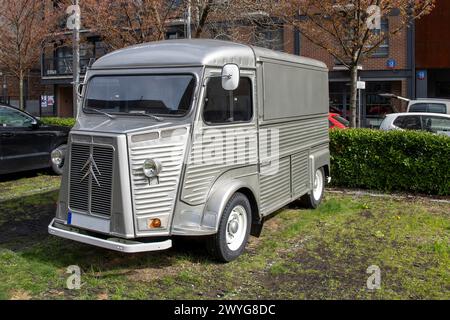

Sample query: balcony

[42,56,93,79]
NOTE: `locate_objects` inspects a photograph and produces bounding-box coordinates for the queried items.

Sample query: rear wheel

[300,167,325,209]
[207,193,251,262]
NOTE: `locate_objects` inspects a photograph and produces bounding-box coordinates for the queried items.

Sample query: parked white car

[380,112,450,137]
[379,94,450,114]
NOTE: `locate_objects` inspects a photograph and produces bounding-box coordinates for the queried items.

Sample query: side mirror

[222,64,240,91]
[30,119,40,129]
[77,82,84,97]
[73,80,86,99]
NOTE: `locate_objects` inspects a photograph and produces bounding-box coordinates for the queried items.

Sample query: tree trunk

[349,65,358,128]
[19,70,24,111]
[194,1,212,38]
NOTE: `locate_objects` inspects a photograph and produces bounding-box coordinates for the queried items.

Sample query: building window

[371,19,389,57]
[254,26,284,52]
[436,82,450,98]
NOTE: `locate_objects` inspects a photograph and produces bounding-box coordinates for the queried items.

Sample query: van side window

[203,77,253,124]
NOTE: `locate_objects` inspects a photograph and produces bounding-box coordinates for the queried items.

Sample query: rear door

[393,115,422,131]
[421,115,450,136]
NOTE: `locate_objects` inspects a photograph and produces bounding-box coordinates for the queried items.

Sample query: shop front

[329,80,407,128]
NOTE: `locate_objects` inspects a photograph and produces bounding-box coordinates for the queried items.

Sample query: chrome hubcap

[225,205,247,251]
[313,169,324,201]
[228,220,239,234]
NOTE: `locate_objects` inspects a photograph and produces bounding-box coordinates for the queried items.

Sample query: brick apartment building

[297,13,412,128]
[1,1,449,128]
[415,0,450,99]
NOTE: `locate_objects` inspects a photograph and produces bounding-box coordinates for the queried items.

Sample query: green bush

[329,129,450,196]
[40,117,76,128]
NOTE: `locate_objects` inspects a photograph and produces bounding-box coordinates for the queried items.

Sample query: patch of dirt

[127,266,181,282]
[9,290,32,300]
[258,244,372,299]
[327,188,450,202]
[360,210,374,218]
[97,292,109,300]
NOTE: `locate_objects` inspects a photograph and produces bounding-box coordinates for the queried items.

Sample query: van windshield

[84,75,196,117]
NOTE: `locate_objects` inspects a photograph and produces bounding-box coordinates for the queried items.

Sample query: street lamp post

[186,0,192,39]
[72,0,80,117]
[0,73,6,104]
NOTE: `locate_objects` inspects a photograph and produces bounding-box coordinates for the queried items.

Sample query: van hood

[73,115,190,134]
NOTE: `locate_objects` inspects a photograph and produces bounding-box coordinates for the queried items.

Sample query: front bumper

[48,219,172,253]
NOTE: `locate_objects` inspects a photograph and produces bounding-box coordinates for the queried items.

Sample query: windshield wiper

[130,112,163,122]
[84,108,116,120]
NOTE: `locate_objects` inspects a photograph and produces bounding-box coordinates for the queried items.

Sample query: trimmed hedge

[330,129,450,196]
[40,117,76,128]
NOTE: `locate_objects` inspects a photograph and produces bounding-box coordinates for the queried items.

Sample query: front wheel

[300,167,325,209]
[207,193,251,262]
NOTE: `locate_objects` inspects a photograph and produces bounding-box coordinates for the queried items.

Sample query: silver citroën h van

[49,39,330,262]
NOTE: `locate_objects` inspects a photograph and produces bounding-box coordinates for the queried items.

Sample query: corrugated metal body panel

[128,128,189,231]
[259,157,291,215]
[260,117,329,160]
[182,124,258,205]
[292,151,310,197]
[258,117,328,215]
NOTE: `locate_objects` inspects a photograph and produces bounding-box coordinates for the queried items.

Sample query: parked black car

[0,104,69,175]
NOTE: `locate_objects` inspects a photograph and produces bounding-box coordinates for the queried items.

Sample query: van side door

[181,70,258,206]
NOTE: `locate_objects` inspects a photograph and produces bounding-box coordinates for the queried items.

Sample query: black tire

[51,145,67,176]
[206,192,252,262]
[300,167,325,209]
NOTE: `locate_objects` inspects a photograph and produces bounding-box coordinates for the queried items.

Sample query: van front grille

[69,143,114,216]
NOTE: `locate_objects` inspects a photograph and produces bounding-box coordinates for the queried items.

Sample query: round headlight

[143,159,162,178]
[51,149,64,166]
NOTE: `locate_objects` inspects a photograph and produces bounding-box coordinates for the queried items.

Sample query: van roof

[92,39,328,70]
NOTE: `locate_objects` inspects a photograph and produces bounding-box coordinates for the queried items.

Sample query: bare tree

[80,0,280,50]
[81,0,183,51]
[0,0,63,110]
[280,0,435,127]
[188,0,281,45]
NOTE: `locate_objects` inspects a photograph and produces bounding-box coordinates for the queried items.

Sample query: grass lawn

[0,171,449,300]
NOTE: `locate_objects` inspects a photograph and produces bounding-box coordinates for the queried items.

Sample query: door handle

[0,133,14,137]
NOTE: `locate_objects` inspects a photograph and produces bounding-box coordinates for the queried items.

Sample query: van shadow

[0,191,216,272]
[0,168,55,183]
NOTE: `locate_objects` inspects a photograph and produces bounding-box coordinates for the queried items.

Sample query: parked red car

[329,113,349,129]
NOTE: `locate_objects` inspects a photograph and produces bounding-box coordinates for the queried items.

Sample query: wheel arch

[202,179,262,236]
